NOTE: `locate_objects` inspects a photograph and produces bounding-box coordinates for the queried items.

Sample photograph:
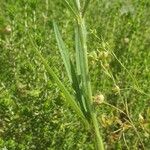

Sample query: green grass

[0,0,150,149]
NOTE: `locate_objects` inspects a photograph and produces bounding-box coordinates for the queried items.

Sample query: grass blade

[53,22,72,82]
[54,21,87,114]
[82,0,91,17]
[75,1,105,149]
[63,0,78,17]
[77,18,92,113]
[28,34,89,127]
[70,61,88,115]
[75,25,81,76]
[75,25,88,114]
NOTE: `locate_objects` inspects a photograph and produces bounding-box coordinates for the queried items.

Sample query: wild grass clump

[30,1,104,149]
[0,0,150,149]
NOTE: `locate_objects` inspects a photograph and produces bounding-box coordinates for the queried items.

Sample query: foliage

[0,0,150,149]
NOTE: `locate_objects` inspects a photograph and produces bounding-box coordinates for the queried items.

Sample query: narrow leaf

[28,35,89,127]
[64,0,78,17]
[54,22,88,115]
[54,22,88,114]
[75,25,81,76]
[53,22,72,82]
[75,25,88,113]
[76,18,93,115]
[70,61,87,114]
[82,0,91,17]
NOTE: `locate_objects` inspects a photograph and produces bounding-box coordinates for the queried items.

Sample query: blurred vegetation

[0,0,150,149]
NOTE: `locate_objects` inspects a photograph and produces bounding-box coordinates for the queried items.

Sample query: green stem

[91,113,105,150]
[75,0,105,149]
[75,0,92,114]
[77,16,92,112]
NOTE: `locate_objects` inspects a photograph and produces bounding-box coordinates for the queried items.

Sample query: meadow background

[0,0,150,149]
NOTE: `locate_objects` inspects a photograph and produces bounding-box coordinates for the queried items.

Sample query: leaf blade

[28,35,89,127]
[53,22,72,82]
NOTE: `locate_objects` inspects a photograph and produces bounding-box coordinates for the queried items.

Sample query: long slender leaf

[75,25,88,113]
[63,0,78,17]
[77,18,93,114]
[70,61,87,115]
[75,12,104,149]
[82,0,91,17]
[53,22,72,82]
[54,22,88,115]
[28,34,89,128]
[75,25,81,76]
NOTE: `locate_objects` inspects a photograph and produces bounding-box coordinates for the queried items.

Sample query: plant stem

[91,113,105,150]
[75,0,92,114]
[75,0,104,149]
[77,16,92,113]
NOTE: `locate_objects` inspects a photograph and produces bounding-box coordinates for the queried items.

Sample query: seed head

[139,114,144,123]
[98,51,109,60]
[124,38,129,44]
[4,25,12,34]
[93,93,105,105]
[112,85,120,94]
